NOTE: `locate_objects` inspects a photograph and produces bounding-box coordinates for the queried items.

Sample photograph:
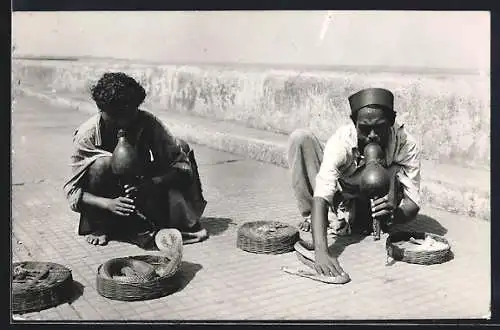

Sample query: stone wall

[13,59,490,169]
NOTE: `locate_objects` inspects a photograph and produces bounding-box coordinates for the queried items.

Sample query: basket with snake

[96,228,184,301]
[386,231,452,265]
[12,261,74,314]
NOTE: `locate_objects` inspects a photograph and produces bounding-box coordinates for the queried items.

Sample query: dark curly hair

[90,72,146,113]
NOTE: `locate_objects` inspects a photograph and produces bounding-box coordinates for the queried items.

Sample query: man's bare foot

[298,216,311,232]
[86,232,108,246]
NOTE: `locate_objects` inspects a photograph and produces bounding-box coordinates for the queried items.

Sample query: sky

[12,11,490,72]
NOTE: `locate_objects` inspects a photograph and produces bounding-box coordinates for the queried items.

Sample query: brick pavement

[11,94,490,321]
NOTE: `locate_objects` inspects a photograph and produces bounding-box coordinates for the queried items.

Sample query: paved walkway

[11,94,490,321]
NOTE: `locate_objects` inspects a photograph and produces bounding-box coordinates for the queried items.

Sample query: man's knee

[87,156,112,178]
[289,129,316,145]
[86,156,113,190]
[386,164,404,202]
[288,129,320,154]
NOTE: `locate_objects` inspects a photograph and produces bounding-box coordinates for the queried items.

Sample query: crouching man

[287,88,421,278]
[63,72,208,248]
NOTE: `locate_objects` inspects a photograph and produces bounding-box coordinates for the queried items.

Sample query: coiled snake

[100,229,183,283]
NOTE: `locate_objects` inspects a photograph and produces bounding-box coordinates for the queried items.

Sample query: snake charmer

[287,87,421,279]
[63,72,208,247]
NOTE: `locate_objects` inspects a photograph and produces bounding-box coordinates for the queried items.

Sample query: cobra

[100,229,183,283]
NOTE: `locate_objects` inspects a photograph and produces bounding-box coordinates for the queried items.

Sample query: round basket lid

[239,221,298,239]
[12,261,74,314]
[237,221,299,254]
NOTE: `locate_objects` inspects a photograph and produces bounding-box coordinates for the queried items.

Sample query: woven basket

[386,231,452,265]
[237,221,299,254]
[12,261,74,314]
[96,255,181,301]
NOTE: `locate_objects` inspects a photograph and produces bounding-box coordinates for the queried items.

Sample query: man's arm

[393,127,421,223]
[148,115,193,190]
[394,196,419,224]
[65,122,133,214]
[80,191,136,217]
[81,192,110,210]
[311,197,347,277]
[311,197,330,254]
[63,120,113,212]
[311,129,350,277]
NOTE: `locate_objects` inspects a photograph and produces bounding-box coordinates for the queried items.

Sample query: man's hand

[314,250,348,278]
[124,184,139,197]
[311,197,349,279]
[106,196,136,216]
[123,179,156,198]
[371,195,396,220]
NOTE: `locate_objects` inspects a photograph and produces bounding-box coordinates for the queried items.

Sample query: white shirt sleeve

[394,128,421,207]
[313,130,350,205]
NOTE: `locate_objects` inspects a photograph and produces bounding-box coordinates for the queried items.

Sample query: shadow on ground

[394,214,448,236]
[295,233,367,261]
[295,213,448,262]
[200,217,235,236]
[175,261,203,292]
[68,280,85,304]
[328,234,367,258]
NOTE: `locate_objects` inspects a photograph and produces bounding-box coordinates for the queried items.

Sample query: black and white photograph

[11,10,491,321]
